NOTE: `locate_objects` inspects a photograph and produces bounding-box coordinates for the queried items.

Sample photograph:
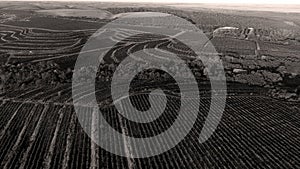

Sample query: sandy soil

[113,12,171,18]
[36,9,113,19]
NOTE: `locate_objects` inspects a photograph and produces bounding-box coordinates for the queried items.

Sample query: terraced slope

[0,24,94,64]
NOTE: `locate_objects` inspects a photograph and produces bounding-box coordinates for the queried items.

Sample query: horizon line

[1,0,300,5]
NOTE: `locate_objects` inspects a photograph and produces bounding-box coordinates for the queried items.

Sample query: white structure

[213,27,239,37]
[246,27,256,40]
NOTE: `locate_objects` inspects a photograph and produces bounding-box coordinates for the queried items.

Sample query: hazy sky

[97,0,300,4]
[2,0,299,4]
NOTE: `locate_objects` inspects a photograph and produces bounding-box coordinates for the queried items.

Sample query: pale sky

[97,0,300,4]
[3,0,300,4]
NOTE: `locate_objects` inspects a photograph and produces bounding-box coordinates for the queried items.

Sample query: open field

[0,10,109,30]
[37,9,113,19]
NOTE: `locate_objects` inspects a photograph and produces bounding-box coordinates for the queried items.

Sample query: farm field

[0,10,109,30]
[2,23,298,65]
[211,37,256,55]
[36,9,113,19]
[0,2,300,169]
[0,93,300,168]
[0,23,94,65]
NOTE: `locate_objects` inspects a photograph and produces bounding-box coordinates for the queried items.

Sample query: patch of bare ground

[36,9,113,20]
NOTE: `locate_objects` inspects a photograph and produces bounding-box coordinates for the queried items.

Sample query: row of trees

[0,57,207,93]
[0,61,72,92]
[73,59,207,83]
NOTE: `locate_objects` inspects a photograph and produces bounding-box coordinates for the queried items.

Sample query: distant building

[213,27,240,38]
[246,27,256,40]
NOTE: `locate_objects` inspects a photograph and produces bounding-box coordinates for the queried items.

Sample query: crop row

[129,96,300,168]
[0,93,300,168]
[0,103,35,167]
[2,79,267,105]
